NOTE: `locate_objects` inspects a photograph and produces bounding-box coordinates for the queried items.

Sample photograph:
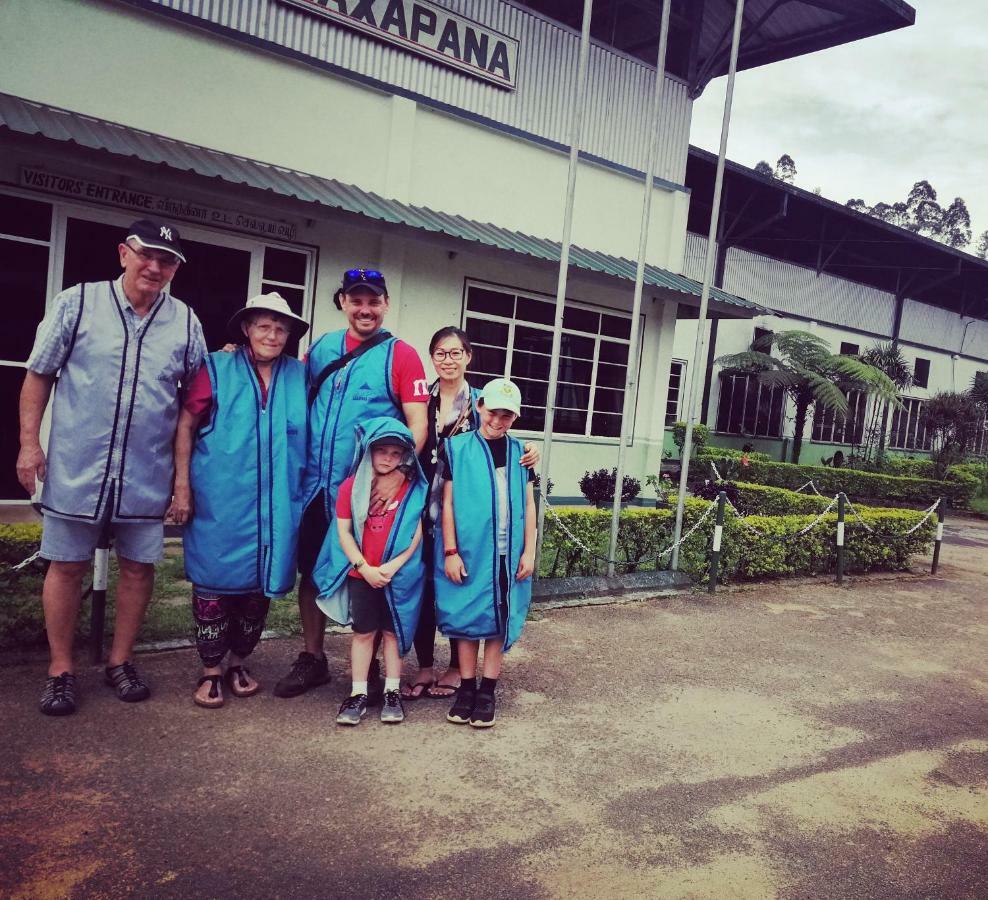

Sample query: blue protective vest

[304,329,402,514]
[183,349,308,596]
[42,281,199,522]
[312,417,427,656]
[434,430,533,650]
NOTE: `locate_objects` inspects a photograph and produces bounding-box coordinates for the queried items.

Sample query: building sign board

[277,0,519,89]
[20,168,298,242]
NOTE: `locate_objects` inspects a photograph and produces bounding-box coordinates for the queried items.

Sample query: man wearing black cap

[273,267,429,701]
[17,219,206,716]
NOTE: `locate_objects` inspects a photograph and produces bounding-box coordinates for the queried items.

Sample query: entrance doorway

[63,218,253,350]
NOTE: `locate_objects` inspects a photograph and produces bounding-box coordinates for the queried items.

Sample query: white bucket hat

[227,292,310,339]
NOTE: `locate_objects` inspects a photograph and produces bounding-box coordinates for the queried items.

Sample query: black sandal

[225,665,260,698]
[194,675,224,709]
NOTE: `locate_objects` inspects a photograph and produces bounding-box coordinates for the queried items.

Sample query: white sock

[385,677,401,693]
[351,680,368,696]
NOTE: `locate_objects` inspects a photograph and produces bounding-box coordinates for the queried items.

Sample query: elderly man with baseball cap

[17,218,206,716]
[272,266,430,703]
[168,292,309,707]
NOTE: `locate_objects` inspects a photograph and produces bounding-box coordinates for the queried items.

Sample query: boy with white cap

[434,378,537,728]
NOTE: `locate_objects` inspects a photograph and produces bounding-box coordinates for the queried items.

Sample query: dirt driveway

[2,521,986,899]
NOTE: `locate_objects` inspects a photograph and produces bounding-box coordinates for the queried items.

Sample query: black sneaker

[336,693,368,726]
[104,661,150,703]
[40,672,77,717]
[447,685,476,724]
[366,658,384,708]
[273,652,330,698]
[469,692,497,728]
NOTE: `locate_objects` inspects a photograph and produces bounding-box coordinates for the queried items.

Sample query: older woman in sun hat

[168,293,309,708]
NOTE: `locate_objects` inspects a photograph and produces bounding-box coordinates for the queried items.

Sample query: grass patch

[0,545,302,652]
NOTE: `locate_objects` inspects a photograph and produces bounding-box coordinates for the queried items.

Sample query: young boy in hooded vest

[311,418,426,726]
[434,378,537,728]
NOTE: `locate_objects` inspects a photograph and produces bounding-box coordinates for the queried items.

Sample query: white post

[535,0,594,570]
[671,0,746,570]
[606,1,672,576]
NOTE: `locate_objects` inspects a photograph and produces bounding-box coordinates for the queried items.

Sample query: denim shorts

[40,512,164,564]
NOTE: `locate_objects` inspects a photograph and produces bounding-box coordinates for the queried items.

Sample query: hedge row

[0,524,42,568]
[698,455,978,507]
[697,447,773,463]
[540,502,934,583]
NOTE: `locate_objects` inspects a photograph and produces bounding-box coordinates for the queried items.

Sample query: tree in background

[859,342,913,464]
[975,231,988,260]
[754,154,796,183]
[846,180,973,250]
[921,392,984,477]
[715,330,901,464]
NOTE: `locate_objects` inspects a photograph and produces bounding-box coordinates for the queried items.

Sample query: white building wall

[139,0,694,186]
[0,0,689,270]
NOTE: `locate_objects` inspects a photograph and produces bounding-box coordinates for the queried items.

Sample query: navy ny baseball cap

[341,267,387,296]
[125,219,186,263]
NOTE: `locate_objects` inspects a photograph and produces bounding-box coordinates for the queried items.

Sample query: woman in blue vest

[169,293,309,708]
[402,326,540,701]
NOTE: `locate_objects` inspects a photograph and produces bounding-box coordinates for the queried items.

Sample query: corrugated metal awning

[0,92,764,315]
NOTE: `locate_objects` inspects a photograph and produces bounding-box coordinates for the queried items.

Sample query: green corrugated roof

[0,92,762,315]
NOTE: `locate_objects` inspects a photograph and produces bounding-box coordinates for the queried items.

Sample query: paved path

[2,522,986,899]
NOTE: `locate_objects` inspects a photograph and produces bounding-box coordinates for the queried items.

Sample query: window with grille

[462,282,638,438]
[665,360,686,426]
[889,397,932,451]
[715,372,785,437]
[812,390,867,444]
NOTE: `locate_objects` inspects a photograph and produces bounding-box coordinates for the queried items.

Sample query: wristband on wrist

[444,548,459,557]
[352,559,365,571]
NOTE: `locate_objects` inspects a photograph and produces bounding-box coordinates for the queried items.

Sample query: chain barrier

[842,495,941,537]
[724,494,840,543]
[543,497,718,567]
[9,549,42,572]
[794,480,825,497]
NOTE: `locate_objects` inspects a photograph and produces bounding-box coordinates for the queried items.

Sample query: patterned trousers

[192,589,271,668]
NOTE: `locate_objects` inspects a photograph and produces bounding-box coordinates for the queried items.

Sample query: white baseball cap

[479,377,522,416]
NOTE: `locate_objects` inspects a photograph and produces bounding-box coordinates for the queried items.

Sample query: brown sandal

[194,675,224,708]
[225,665,260,698]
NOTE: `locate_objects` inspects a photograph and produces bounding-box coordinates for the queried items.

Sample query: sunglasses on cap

[342,268,386,287]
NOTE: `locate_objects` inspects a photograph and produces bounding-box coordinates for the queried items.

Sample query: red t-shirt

[342,333,429,405]
[336,475,412,579]
[182,350,270,417]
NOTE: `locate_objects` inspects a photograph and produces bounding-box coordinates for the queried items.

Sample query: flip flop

[194,675,224,709]
[225,665,261,698]
[401,680,434,701]
[425,682,459,699]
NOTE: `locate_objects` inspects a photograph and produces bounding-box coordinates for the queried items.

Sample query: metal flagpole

[535,0,594,569]
[606,0,672,576]
[671,0,746,570]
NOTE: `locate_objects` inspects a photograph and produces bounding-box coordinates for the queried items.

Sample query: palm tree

[860,342,913,462]
[716,330,902,464]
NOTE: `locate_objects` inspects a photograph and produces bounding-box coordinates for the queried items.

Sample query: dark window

[716,372,784,438]
[752,327,773,350]
[0,366,26,499]
[0,237,49,363]
[0,193,52,241]
[262,247,307,284]
[839,341,860,356]
[913,357,930,389]
[665,360,685,426]
[812,390,867,445]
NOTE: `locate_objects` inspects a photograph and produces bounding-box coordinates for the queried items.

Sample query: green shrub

[698,447,772,463]
[539,501,933,583]
[0,524,42,567]
[672,421,710,457]
[732,482,832,516]
[697,456,977,508]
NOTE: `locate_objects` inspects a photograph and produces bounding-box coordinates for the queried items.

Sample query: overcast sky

[689,0,988,249]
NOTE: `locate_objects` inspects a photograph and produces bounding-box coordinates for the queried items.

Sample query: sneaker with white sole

[380,689,405,723]
[336,693,368,726]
